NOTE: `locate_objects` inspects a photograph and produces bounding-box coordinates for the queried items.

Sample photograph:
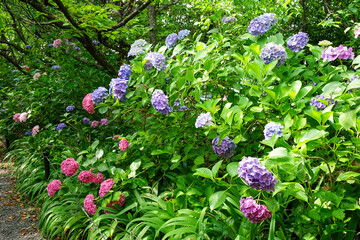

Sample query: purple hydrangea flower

[128,39,147,57]
[263,122,283,140]
[11,70,20,73]
[25,131,32,136]
[240,197,272,223]
[195,112,212,128]
[238,157,277,191]
[337,45,354,60]
[248,13,277,36]
[223,16,237,24]
[178,30,190,39]
[321,45,354,62]
[212,136,236,158]
[118,64,132,80]
[48,44,53,47]
[151,89,172,114]
[173,100,180,107]
[25,45,33,48]
[66,105,75,112]
[260,42,287,66]
[51,65,61,69]
[83,117,90,124]
[287,32,308,52]
[56,123,66,131]
[109,78,128,101]
[310,94,333,110]
[179,105,188,111]
[92,40,100,45]
[92,87,109,105]
[165,33,178,48]
[145,52,167,71]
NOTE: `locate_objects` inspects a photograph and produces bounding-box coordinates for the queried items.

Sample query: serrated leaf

[209,191,226,211]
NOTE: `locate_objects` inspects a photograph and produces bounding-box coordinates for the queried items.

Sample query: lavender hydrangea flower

[263,122,283,140]
[337,45,354,60]
[173,100,180,107]
[118,64,131,80]
[238,157,277,191]
[310,94,333,110]
[92,40,100,45]
[240,197,272,223]
[151,89,172,114]
[92,87,109,105]
[178,30,190,39]
[56,123,66,131]
[212,136,236,158]
[25,131,32,136]
[195,112,212,128]
[48,44,53,47]
[109,78,128,101]
[25,45,33,48]
[128,39,148,57]
[144,52,167,71]
[83,117,90,124]
[223,16,237,24]
[248,13,277,36]
[321,45,354,62]
[66,105,75,112]
[51,65,61,69]
[260,43,287,66]
[179,105,188,111]
[165,33,178,48]
[287,32,308,52]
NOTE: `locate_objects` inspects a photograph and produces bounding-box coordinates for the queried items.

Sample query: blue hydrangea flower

[56,123,66,131]
[212,136,236,158]
[25,131,32,136]
[195,112,212,128]
[48,43,53,47]
[263,122,283,140]
[25,45,33,48]
[165,33,178,48]
[179,105,188,111]
[238,157,277,191]
[66,105,75,112]
[260,42,287,66]
[83,117,90,124]
[92,40,100,45]
[109,78,128,101]
[151,89,172,114]
[248,13,277,36]
[287,32,309,52]
[13,78,24,81]
[92,87,109,105]
[11,70,20,73]
[173,100,180,107]
[178,30,190,39]
[128,39,148,57]
[145,52,167,72]
[118,64,132,80]
[51,65,61,69]
[223,16,237,24]
[310,94,333,110]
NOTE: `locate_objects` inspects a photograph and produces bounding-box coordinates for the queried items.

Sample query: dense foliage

[1,0,360,239]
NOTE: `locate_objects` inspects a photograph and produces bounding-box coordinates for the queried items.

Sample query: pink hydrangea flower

[84,194,97,215]
[91,121,99,128]
[32,125,40,136]
[47,179,61,197]
[53,39,63,47]
[119,138,129,151]
[82,93,95,114]
[239,197,272,223]
[13,113,20,122]
[78,170,96,183]
[19,112,27,122]
[99,179,115,197]
[61,158,79,177]
[100,118,109,126]
[355,29,360,39]
[93,172,104,184]
[321,46,339,62]
[337,45,354,60]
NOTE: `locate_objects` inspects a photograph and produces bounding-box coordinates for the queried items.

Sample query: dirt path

[0,162,43,240]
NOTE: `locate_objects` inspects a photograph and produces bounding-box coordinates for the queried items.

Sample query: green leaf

[322,81,343,95]
[209,191,226,211]
[268,213,276,240]
[332,209,345,220]
[336,172,360,181]
[211,160,223,178]
[347,78,360,91]
[99,107,108,114]
[194,168,213,179]
[268,147,289,160]
[339,110,357,130]
[90,140,99,151]
[226,162,239,178]
[185,69,195,82]
[296,129,327,146]
[194,156,204,165]
[95,149,104,159]
[194,49,207,62]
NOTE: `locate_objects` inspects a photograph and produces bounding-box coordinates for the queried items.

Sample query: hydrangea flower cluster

[144,52,167,72]
[56,123,66,131]
[263,122,284,140]
[212,136,236,158]
[240,197,272,223]
[104,193,125,213]
[78,170,96,183]
[100,118,109,126]
[93,173,104,184]
[260,43,287,66]
[222,16,237,24]
[32,125,40,136]
[61,158,79,177]
[99,179,115,197]
[287,32,308,52]
[248,13,277,36]
[51,65,61,69]
[84,194,97,215]
[92,40,100,45]
[33,73,41,80]
[66,105,75,112]
[91,121,99,128]
[19,112,27,122]
[83,117,90,124]
[118,64,131,80]
[166,33,178,48]
[238,157,277,191]
[178,30,190,39]
[53,39,62,47]
[151,89,172,114]
[128,39,148,57]
[13,113,20,122]
[25,45,32,48]
[119,138,129,151]
[310,94,333,110]
[195,112,212,128]
[25,131,32,136]
[47,179,61,197]
[354,29,360,39]
[92,87,109,105]
[321,45,354,62]
[82,93,95,114]
[109,77,128,101]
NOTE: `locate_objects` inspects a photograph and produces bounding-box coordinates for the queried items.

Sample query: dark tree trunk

[148,3,157,46]
[300,0,307,32]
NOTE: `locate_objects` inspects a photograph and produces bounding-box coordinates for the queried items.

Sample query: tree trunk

[148,4,157,47]
[300,0,307,32]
